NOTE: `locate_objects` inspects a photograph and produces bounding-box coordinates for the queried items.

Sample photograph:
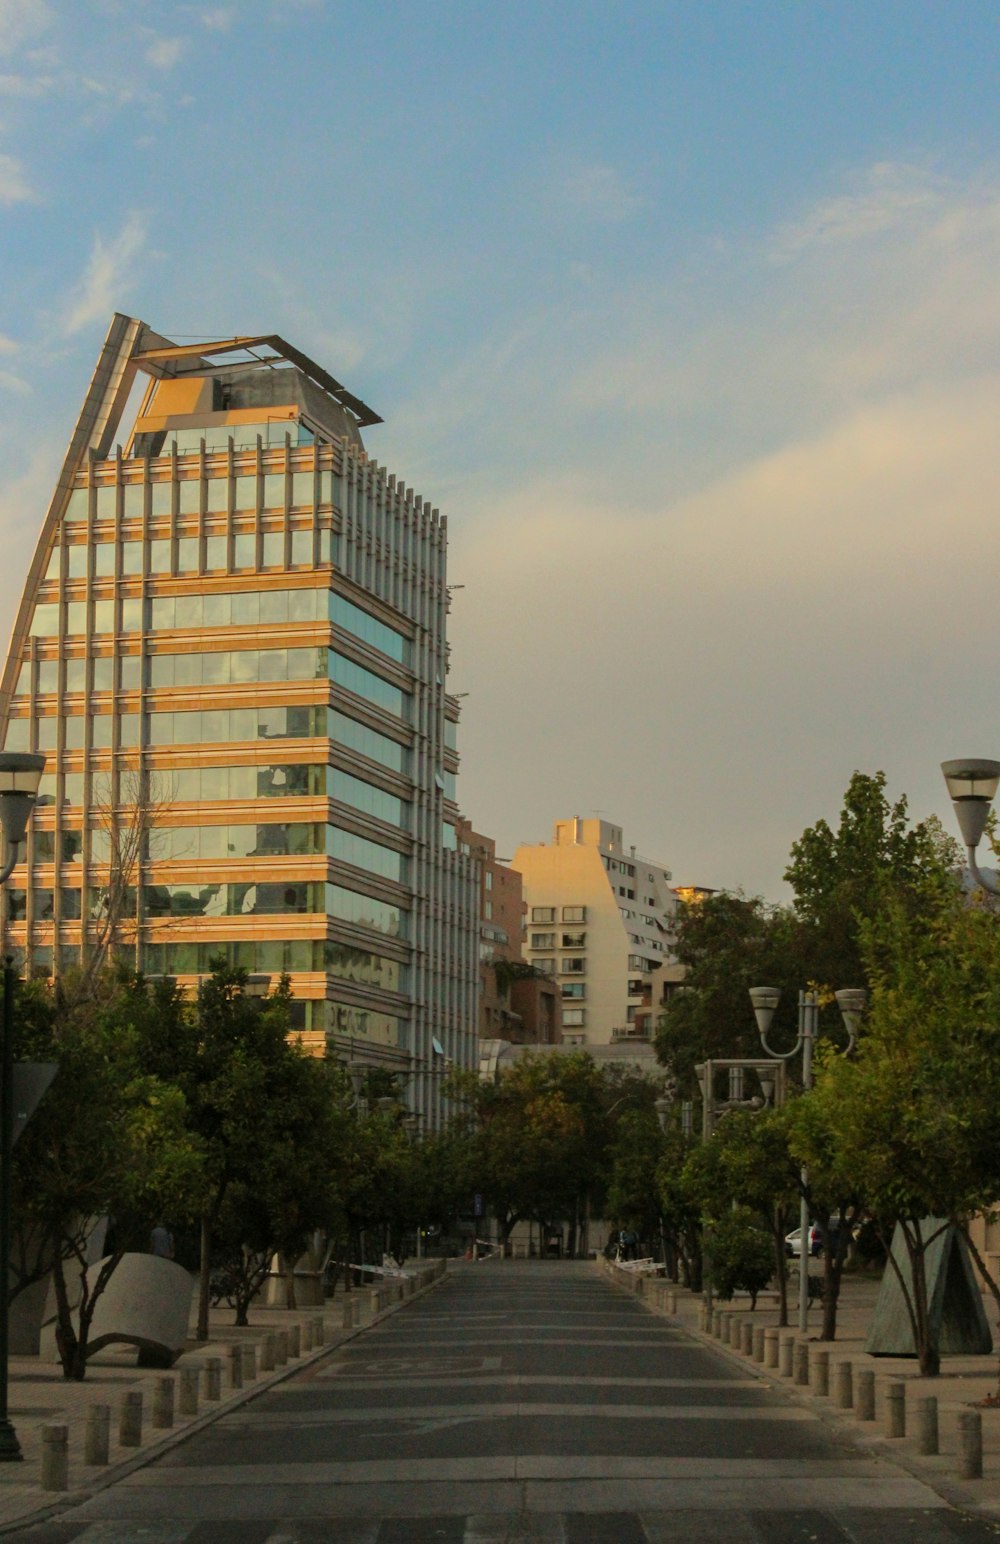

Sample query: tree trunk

[51,1251,79,1380]
[772,1229,788,1328]
[197,1213,212,1342]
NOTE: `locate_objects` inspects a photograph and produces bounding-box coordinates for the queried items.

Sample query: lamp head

[749,985,781,1040]
[653,1095,672,1131]
[834,988,867,1047]
[757,1067,777,1106]
[0,751,45,852]
[941,759,1000,850]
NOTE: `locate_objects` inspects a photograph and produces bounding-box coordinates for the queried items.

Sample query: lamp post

[748,985,866,1333]
[0,750,45,1462]
[941,759,1000,896]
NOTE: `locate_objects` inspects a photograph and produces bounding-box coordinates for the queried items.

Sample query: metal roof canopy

[132,332,383,428]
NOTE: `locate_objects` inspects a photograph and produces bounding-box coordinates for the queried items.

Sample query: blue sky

[2,1,1000,896]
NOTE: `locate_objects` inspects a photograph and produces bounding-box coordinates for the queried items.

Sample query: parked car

[784,1217,843,1258]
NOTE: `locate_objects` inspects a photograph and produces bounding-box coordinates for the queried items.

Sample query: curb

[0,1266,449,1537]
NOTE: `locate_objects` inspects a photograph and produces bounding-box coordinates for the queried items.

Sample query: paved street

[12,1262,1000,1542]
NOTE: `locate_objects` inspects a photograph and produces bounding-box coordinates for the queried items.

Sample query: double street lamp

[941,759,1000,898]
[747,986,867,1333]
[0,751,46,1462]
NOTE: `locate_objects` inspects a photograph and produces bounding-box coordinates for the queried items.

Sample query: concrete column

[40,1424,68,1491]
[259,1333,275,1372]
[916,1395,939,1455]
[752,1324,766,1362]
[289,1324,301,1358]
[84,1404,110,1466]
[273,1330,287,1366]
[740,1321,754,1356]
[779,1332,795,1378]
[763,1328,779,1368]
[719,1314,732,1344]
[241,1343,256,1381]
[884,1381,905,1438]
[313,1314,326,1345]
[302,1318,314,1352]
[178,1367,199,1417]
[794,1340,810,1386]
[855,1367,876,1421]
[834,1360,853,1409]
[959,1411,983,1479]
[152,1377,174,1430]
[810,1348,829,1396]
[119,1391,143,1446]
[204,1357,222,1400]
[668,1291,678,1314]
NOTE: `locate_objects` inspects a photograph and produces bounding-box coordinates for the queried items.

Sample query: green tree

[709,1207,775,1308]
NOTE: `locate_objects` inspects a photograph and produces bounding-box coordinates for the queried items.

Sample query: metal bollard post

[884,1381,906,1438]
[959,1410,983,1479]
[834,1360,853,1409]
[152,1376,175,1430]
[84,1403,110,1466]
[241,1343,257,1381]
[178,1366,199,1417]
[779,1332,795,1378]
[40,1424,68,1492]
[794,1340,810,1386]
[916,1395,939,1455]
[752,1324,766,1362]
[260,1332,276,1372]
[855,1367,876,1421]
[275,1330,289,1366]
[302,1318,314,1352]
[740,1321,754,1356]
[119,1390,143,1446]
[204,1356,222,1400]
[228,1343,243,1390]
[289,1324,301,1358]
[810,1347,829,1396]
[313,1313,326,1345]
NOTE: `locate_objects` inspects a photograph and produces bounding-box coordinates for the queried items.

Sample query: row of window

[530,959,586,980]
[131,421,318,456]
[134,938,408,984]
[529,931,586,949]
[529,906,586,924]
[46,528,333,584]
[65,465,332,523]
[144,646,408,717]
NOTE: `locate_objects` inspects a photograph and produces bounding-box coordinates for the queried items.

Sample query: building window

[531,907,555,923]
[562,931,585,948]
[562,1008,585,1027]
[561,957,586,974]
[531,932,556,949]
[485,871,493,890]
[562,906,586,922]
[533,958,556,976]
[561,982,585,999]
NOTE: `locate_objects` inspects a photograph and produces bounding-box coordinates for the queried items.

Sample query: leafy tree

[12,969,203,1378]
[709,1207,775,1308]
[704,1110,798,1325]
[605,1107,667,1258]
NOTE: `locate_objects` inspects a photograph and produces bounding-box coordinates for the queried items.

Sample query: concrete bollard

[204,1357,222,1401]
[152,1376,175,1430]
[668,1290,677,1314]
[834,1359,853,1409]
[740,1321,754,1356]
[794,1340,810,1387]
[779,1332,795,1378]
[752,1324,766,1362]
[40,1424,68,1492]
[698,1305,709,1333]
[178,1366,199,1417]
[719,1314,732,1344]
[119,1390,143,1447]
[855,1367,876,1421]
[302,1318,314,1352]
[764,1327,779,1368]
[884,1380,905,1438]
[313,1313,326,1345]
[275,1330,289,1366]
[228,1344,243,1390]
[84,1403,110,1466]
[916,1395,939,1455]
[241,1343,257,1381]
[260,1333,276,1373]
[959,1410,983,1479]
[370,1288,380,1313]
[810,1347,829,1396]
[289,1324,301,1358]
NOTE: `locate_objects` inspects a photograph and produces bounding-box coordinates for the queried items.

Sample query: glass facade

[0,319,478,1108]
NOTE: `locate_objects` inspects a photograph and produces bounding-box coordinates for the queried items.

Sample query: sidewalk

[602,1256,1000,1521]
[0,1258,447,1535]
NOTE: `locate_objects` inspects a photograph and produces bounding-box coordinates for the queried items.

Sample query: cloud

[0,335,19,355]
[562,162,644,223]
[771,161,944,260]
[0,71,54,96]
[62,212,149,336]
[0,153,37,205]
[200,6,234,29]
[145,36,184,70]
[0,0,52,57]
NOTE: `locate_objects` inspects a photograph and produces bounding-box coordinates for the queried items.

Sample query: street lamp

[748,985,866,1333]
[0,750,45,1462]
[941,758,1000,896]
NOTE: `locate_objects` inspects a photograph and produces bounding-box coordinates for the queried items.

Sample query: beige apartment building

[512,817,678,1047]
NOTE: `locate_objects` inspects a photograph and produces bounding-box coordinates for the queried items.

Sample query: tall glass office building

[0,315,479,1121]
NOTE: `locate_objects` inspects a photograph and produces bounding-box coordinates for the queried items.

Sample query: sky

[1,0,999,899]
